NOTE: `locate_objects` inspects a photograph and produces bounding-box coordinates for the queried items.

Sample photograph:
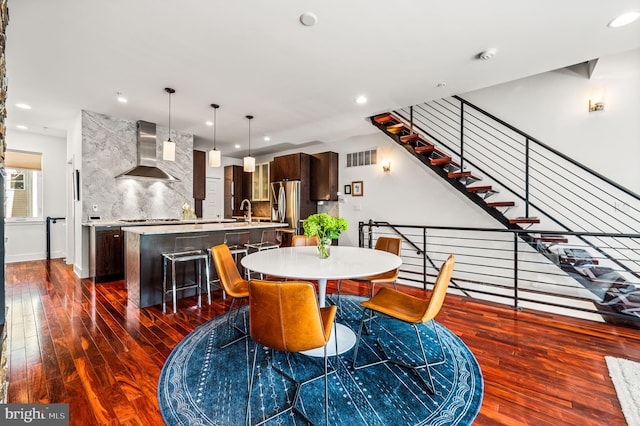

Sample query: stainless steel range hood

[115,120,179,181]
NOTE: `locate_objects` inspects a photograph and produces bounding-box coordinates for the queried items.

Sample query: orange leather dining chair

[291,235,320,246]
[335,236,402,316]
[210,244,250,347]
[352,254,455,393]
[246,280,337,426]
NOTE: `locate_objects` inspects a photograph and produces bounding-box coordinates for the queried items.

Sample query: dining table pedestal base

[300,323,356,357]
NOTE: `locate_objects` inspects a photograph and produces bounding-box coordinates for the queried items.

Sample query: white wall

[4,129,67,262]
[463,48,640,196]
[318,133,499,245]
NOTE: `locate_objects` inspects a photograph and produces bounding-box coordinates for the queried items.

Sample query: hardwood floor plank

[5,259,640,426]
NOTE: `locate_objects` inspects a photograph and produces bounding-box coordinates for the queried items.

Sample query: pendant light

[162,87,176,161]
[208,104,221,167]
[243,115,255,172]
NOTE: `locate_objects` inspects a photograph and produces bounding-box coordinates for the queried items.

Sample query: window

[9,173,25,190]
[4,150,43,220]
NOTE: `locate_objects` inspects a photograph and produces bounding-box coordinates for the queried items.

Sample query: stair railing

[360,220,640,328]
[391,96,640,278]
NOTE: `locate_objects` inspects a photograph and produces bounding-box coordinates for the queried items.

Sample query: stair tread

[487,201,516,207]
[533,236,569,243]
[509,217,541,224]
[373,113,400,125]
[386,123,407,134]
[430,156,452,165]
[467,185,495,192]
[400,133,421,143]
[415,145,435,154]
[448,171,480,180]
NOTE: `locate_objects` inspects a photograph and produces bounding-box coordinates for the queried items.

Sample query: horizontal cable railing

[395,96,640,232]
[393,96,640,278]
[360,221,640,329]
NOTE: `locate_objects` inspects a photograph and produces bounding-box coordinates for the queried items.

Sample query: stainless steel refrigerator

[270,180,316,235]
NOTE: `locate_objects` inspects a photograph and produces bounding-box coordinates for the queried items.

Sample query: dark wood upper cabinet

[271,153,310,182]
[193,150,206,199]
[311,151,338,201]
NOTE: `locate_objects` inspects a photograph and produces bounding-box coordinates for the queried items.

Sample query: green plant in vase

[303,213,348,258]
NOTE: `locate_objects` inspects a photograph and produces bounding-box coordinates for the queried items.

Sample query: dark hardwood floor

[5,259,640,425]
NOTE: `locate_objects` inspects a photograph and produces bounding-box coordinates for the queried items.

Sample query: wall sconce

[382,160,391,173]
[589,97,605,112]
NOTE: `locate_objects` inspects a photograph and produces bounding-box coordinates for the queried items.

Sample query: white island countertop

[83,218,238,227]
[123,221,285,235]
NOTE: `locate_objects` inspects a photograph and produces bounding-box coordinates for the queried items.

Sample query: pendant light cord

[213,107,217,150]
[165,87,176,141]
[246,115,253,157]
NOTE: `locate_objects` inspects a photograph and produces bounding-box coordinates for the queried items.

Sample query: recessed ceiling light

[234,144,241,149]
[608,11,640,28]
[16,103,32,110]
[355,95,368,104]
[116,92,128,103]
[205,121,213,126]
[478,48,497,60]
[299,12,318,26]
[264,136,271,142]
[16,125,28,130]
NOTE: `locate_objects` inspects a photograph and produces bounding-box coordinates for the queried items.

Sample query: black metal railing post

[459,101,465,171]
[525,138,530,217]
[367,219,374,248]
[513,232,519,309]
[410,106,414,134]
[423,227,427,290]
[46,216,66,260]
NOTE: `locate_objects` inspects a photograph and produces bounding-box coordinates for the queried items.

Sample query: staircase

[371,112,540,230]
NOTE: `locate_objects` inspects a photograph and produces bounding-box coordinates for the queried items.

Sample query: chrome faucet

[240,198,252,223]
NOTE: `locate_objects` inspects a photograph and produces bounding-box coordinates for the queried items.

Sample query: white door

[203,177,222,219]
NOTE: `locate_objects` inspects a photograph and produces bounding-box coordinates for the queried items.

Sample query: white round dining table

[241,245,402,355]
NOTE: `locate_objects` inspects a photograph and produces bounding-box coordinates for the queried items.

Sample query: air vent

[346,149,377,168]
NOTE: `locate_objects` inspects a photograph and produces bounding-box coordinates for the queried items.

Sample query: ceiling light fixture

[16,103,31,110]
[162,88,176,161]
[16,125,28,130]
[116,92,128,103]
[243,115,255,173]
[264,136,270,142]
[234,144,241,149]
[478,48,497,60]
[355,95,368,104]
[205,120,213,126]
[208,104,221,168]
[608,11,640,28]
[299,12,318,27]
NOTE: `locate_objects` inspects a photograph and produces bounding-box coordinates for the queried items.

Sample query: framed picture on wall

[344,184,351,195]
[352,181,363,196]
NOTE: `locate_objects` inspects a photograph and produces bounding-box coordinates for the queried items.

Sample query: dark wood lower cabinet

[94,228,124,282]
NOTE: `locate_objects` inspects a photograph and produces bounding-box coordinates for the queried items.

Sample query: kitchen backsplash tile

[82,110,194,221]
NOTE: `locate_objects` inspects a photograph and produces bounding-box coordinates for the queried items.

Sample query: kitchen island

[124,222,285,308]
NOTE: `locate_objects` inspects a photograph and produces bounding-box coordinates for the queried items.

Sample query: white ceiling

[6,1,640,158]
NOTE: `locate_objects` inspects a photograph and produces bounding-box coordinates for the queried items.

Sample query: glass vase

[317,239,331,259]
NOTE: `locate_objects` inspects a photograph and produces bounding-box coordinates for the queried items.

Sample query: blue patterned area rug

[158,295,483,425]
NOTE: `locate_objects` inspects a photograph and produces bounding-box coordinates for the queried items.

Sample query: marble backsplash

[82,110,194,221]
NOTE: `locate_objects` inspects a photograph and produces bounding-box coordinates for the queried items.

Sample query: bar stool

[246,229,282,279]
[162,235,211,313]
[224,231,250,278]
[246,229,281,252]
